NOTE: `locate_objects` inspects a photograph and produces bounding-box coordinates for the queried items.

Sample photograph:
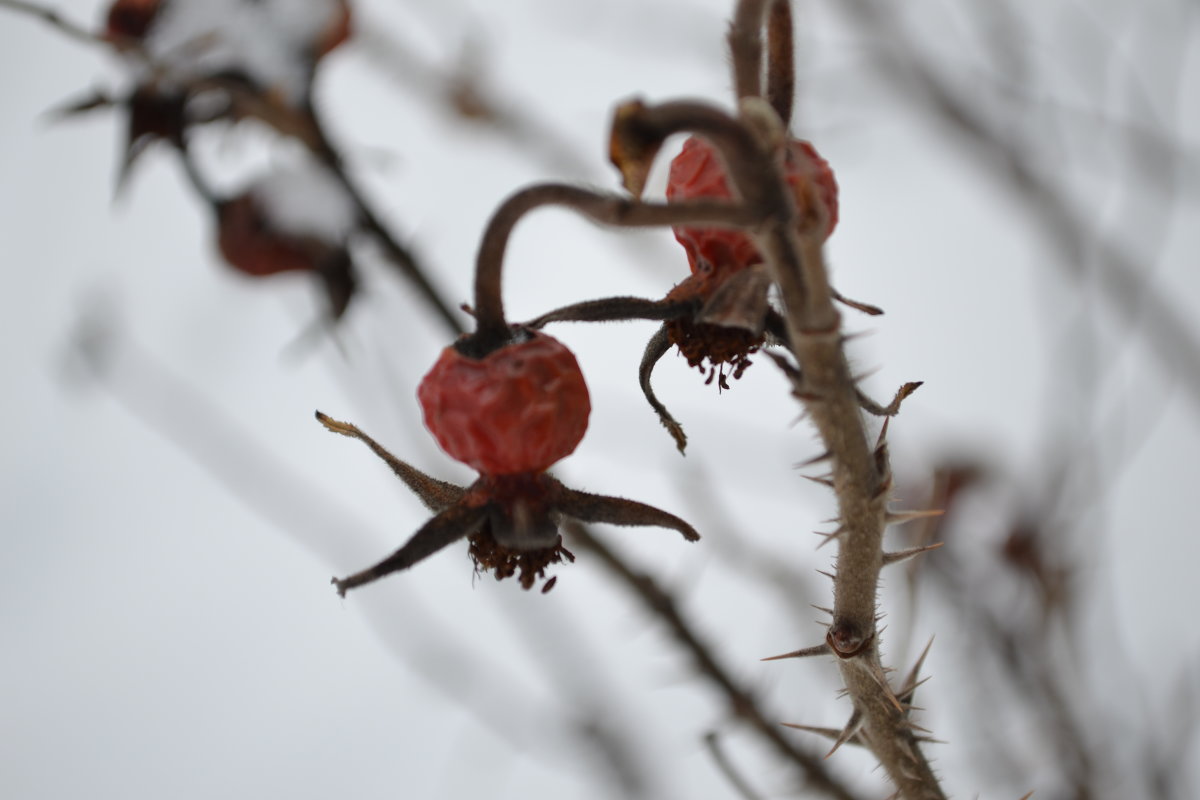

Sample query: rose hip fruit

[666,135,838,275]
[418,332,591,476]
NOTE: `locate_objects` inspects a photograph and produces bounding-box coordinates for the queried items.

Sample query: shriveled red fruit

[217,193,320,277]
[666,135,838,276]
[418,332,591,476]
[104,0,162,42]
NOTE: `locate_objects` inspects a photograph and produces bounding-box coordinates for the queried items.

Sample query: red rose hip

[667,135,838,275]
[418,332,591,476]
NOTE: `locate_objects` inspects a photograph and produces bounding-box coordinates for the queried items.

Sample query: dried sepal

[332,502,489,596]
[609,98,661,197]
[555,482,700,542]
[694,263,772,334]
[858,381,924,417]
[315,411,465,511]
[640,325,689,453]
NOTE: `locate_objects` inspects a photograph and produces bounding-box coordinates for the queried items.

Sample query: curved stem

[639,325,688,453]
[472,183,757,346]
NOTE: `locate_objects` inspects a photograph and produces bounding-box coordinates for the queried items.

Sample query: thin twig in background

[839,0,1200,415]
[703,730,767,800]
[63,311,654,798]
[564,521,867,800]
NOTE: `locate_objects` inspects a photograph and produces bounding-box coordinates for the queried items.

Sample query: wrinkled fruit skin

[666,135,838,282]
[418,332,591,475]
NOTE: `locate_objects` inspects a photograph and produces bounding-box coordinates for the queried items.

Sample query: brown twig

[0,0,105,46]
[300,105,466,335]
[564,521,866,800]
[471,183,756,343]
[704,730,768,800]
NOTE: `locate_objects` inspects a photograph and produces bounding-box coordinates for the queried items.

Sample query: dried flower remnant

[318,333,697,594]
[73,0,355,185]
[519,127,852,452]
[320,184,704,592]
[662,134,838,383]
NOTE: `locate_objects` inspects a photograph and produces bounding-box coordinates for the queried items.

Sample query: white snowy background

[2,1,1199,798]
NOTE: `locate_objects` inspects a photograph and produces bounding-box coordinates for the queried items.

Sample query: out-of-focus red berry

[666,135,838,278]
[418,333,591,476]
[217,193,319,277]
[315,0,353,59]
[104,0,162,42]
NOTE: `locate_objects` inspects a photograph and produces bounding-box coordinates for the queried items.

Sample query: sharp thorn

[852,366,882,384]
[814,527,845,550]
[811,604,833,616]
[794,450,833,468]
[823,709,865,758]
[882,542,945,565]
[761,643,831,661]
[802,474,835,488]
[816,569,835,580]
[886,509,946,525]
[899,718,933,734]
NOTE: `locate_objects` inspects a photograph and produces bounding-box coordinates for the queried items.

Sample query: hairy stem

[565,521,866,800]
[612,98,947,798]
[472,183,755,344]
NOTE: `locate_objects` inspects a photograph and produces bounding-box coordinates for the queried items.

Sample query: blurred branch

[355,24,593,178]
[910,459,1197,799]
[301,102,466,335]
[840,0,1200,414]
[62,307,646,796]
[0,0,467,336]
[704,730,767,800]
[565,520,867,800]
[0,0,105,46]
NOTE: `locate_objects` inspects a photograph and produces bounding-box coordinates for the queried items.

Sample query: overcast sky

[3,1,1199,798]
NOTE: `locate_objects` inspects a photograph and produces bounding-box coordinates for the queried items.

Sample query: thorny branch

[564,521,866,800]
[610,91,942,796]
[596,2,945,795]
